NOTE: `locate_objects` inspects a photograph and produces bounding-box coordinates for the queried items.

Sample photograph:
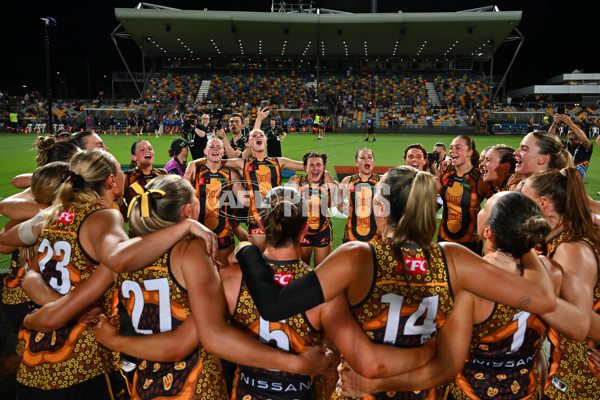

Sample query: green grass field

[1,130,599,269]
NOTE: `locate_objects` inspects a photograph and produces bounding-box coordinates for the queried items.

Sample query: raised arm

[254,107,269,130]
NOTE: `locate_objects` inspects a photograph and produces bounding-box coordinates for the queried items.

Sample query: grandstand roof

[114,6,522,61]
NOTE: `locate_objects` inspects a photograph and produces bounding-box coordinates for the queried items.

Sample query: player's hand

[187,220,218,262]
[78,305,103,324]
[94,314,119,349]
[293,344,332,376]
[337,360,373,397]
[257,107,270,120]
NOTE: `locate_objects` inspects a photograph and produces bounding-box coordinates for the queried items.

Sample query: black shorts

[301,222,332,248]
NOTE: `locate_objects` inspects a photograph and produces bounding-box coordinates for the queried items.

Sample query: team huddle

[0,110,599,400]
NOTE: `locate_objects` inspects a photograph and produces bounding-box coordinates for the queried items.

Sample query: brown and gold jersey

[194,165,233,244]
[17,204,120,390]
[438,164,488,244]
[298,175,331,235]
[117,248,228,400]
[543,230,600,399]
[243,156,282,224]
[333,239,453,400]
[230,257,324,400]
[448,302,547,400]
[343,173,381,243]
[2,249,30,306]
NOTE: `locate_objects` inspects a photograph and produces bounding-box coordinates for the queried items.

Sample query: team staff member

[438,135,489,255]
[164,138,193,176]
[264,118,286,157]
[337,148,381,243]
[287,151,338,268]
[189,114,214,160]
[190,138,246,268]
[186,128,305,251]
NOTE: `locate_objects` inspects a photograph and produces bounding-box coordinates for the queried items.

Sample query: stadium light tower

[41,17,57,134]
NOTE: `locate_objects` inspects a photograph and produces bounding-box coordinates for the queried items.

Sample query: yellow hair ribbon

[126,182,166,218]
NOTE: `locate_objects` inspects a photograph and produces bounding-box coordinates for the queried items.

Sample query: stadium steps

[196,80,211,102]
[426,81,441,106]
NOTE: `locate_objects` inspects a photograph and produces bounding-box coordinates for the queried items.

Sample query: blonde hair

[380,166,438,270]
[44,149,118,224]
[128,175,195,236]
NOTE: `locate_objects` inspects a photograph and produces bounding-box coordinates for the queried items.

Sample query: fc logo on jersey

[57,211,74,224]
[273,272,293,287]
[403,257,427,274]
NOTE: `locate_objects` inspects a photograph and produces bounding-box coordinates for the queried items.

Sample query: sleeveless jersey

[17,204,120,390]
[332,239,454,400]
[447,301,547,399]
[2,250,30,306]
[116,248,228,400]
[439,165,487,244]
[230,257,324,400]
[343,173,381,243]
[194,165,233,246]
[243,156,282,224]
[543,231,600,399]
[298,175,331,235]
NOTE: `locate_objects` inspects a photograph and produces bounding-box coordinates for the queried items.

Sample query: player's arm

[96,314,200,362]
[277,157,305,172]
[86,208,217,274]
[336,176,351,214]
[183,238,330,375]
[321,294,436,379]
[254,107,269,130]
[221,157,245,174]
[338,291,474,395]
[230,169,250,208]
[23,265,115,332]
[12,173,33,189]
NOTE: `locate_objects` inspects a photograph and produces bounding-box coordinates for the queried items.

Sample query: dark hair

[129,140,145,169]
[490,144,517,173]
[230,113,243,123]
[487,192,551,257]
[378,166,438,270]
[528,168,600,244]
[68,130,94,150]
[434,142,447,151]
[259,186,308,248]
[529,131,572,170]
[455,135,480,167]
[354,147,374,161]
[403,143,427,160]
[34,135,80,167]
[302,151,327,167]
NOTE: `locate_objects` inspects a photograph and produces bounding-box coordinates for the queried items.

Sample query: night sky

[2,1,597,97]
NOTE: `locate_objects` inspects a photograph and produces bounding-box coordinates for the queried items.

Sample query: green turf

[1,130,600,269]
